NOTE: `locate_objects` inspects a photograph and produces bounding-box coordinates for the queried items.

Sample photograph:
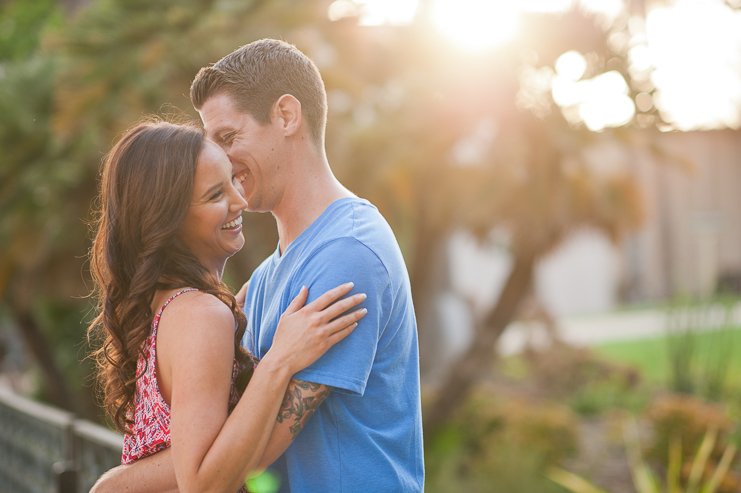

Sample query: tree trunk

[423,246,537,435]
[11,307,74,411]
[410,229,451,381]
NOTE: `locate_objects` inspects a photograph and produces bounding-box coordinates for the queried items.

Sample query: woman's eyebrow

[200,182,222,199]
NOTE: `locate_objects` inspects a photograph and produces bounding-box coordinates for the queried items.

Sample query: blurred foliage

[425,387,577,492]
[503,344,649,417]
[646,394,735,467]
[525,345,640,399]
[550,418,740,493]
[569,377,649,418]
[644,394,741,493]
[0,0,93,414]
[0,0,324,416]
[246,470,280,493]
[0,0,62,61]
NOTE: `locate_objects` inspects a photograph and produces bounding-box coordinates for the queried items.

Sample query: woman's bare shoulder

[158,290,235,338]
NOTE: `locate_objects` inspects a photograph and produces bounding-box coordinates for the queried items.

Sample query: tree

[0,0,282,416]
[312,3,654,433]
[0,0,83,412]
[0,0,668,434]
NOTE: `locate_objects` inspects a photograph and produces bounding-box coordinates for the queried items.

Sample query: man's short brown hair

[191,39,328,146]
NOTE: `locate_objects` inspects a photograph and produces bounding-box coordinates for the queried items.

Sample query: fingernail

[361,308,368,314]
[345,282,354,288]
[358,293,367,300]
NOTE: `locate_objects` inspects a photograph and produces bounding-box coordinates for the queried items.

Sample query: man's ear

[273,94,302,137]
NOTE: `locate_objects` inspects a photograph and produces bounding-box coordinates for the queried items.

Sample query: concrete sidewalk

[498,302,741,355]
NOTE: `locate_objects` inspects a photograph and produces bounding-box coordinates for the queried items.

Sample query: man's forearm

[90,447,178,493]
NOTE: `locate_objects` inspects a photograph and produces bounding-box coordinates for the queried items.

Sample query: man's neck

[272,152,354,254]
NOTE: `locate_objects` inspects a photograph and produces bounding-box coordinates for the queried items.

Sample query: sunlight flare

[522,0,574,13]
[552,64,635,131]
[646,0,741,130]
[555,51,587,81]
[328,0,418,25]
[431,0,520,51]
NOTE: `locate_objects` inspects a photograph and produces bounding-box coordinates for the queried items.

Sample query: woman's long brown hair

[88,120,254,434]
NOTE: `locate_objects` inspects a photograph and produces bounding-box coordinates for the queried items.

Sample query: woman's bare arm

[91,283,364,493]
[89,450,178,493]
[163,284,365,493]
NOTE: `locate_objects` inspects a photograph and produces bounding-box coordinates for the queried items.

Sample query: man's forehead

[199,94,239,136]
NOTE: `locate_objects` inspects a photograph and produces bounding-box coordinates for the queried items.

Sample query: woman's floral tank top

[121,289,248,492]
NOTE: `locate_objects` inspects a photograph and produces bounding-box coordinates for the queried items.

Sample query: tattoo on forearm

[276,381,333,439]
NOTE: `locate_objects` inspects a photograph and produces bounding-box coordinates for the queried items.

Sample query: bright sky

[328,0,741,132]
[647,0,741,130]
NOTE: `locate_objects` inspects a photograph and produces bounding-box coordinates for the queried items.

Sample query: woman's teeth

[221,216,243,230]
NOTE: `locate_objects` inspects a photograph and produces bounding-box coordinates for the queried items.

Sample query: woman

[88,120,366,492]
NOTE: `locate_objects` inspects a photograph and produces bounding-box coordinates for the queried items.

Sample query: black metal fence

[0,388,123,493]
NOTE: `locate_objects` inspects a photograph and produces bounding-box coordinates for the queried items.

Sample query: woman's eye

[211,190,224,200]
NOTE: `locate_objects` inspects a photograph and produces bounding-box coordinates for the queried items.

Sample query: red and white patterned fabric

[121,289,247,492]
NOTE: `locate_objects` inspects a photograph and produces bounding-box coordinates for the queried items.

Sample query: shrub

[549,417,740,493]
[523,344,644,416]
[425,387,580,492]
[646,393,733,466]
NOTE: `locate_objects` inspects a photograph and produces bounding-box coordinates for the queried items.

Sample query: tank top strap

[152,288,200,333]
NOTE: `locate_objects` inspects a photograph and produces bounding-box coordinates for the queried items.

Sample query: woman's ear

[273,94,302,137]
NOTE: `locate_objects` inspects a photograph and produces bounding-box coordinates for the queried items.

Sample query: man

[92,39,423,492]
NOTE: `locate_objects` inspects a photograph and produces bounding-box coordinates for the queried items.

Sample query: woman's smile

[221,215,243,230]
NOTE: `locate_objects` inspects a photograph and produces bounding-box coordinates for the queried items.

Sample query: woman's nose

[231,188,248,210]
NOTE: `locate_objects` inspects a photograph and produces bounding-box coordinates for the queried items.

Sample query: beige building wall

[622,129,741,301]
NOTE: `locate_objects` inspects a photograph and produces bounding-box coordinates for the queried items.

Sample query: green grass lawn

[594,326,741,388]
[594,337,670,383]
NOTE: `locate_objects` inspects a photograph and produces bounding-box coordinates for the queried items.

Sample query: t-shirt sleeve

[291,237,391,396]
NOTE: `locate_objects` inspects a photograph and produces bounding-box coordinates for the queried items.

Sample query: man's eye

[217,133,234,147]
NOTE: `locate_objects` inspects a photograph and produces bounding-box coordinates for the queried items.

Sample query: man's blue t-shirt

[242,197,424,493]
